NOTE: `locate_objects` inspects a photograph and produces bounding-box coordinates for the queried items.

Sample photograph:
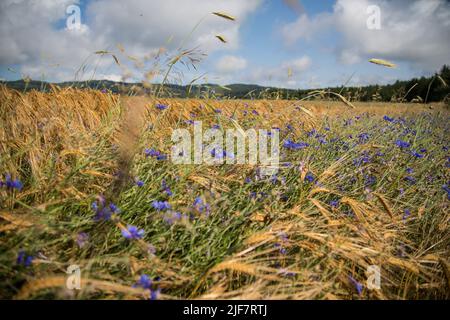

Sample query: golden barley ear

[369,58,397,68]
[215,35,227,43]
[212,12,236,21]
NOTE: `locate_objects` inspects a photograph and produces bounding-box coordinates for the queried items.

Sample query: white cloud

[216,55,247,74]
[281,0,450,71]
[0,0,261,81]
[281,12,333,46]
[245,55,312,88]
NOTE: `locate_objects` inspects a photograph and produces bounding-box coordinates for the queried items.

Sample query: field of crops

[0,85,449,299]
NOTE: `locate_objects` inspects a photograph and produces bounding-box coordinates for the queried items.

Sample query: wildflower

[364,175,377,187]
[76,233,89,248]
[156,154,167,161]
[443,184,450,200]
[383,115,394,122]
[329,200,339,208]
[212,124,220,130]
[1,174,23,191]
[145,148,160,157]
[395,140,410,149]
[136,180,145,187]
[306,129,316,137]
[150,288,161,300]
[155,104,168,111]
[92,197,120,221]
[411,151,424,158]
[403,209,411,220]
[161,180,173,196]
[406,168,413,174]
[404,176,416,185]
[135,274,152,290]
[17,250,33,267]
[348,275,363,295]
[244,177,252,184]
[358,133,370,143]
[214,109,222,114]
[305,172,315,183]
[121,225,145,240]
[278,232,288,242]
[152,201,171,211]
[283,140,309,150]
[193,197,210,215]
[274,243,287,255]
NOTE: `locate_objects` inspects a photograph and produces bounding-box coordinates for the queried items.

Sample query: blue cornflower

[348,276,363,295]
[278,232,288,242]
[306,129,316,137]
[411,151,424,158]
[135,274,152,289]
[283,140,309,150]
[404,176,416,185]
[442,184,450,200]
[358,133,370,143]
[403,209,411,220]
[136,180,145,187]
[214,109,222,114]
[121,225,145,240]
[383,115,394,122]
[76,232,89,248]
[395,140,410,149]
[364,175,377,186]
[92,197,119,221]
[152,201,171,211]
[17,250,33,267]
[329,200,339,208]
[156,154,167,161]
[161,180,173,196]
[1,174,23,191]
[193,197,203,207]
[155,104,168,111]
[150,288,161,300]
[305,172,315,183]
[193,197,210,215]
[274,243,287,255]
[406,168,413,174]
[145,148,160,157]
[212,124,220,130]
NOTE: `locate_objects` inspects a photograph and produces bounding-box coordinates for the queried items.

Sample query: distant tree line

[2,65,449,103]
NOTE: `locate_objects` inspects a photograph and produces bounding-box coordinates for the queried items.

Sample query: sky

[1,0,449,89]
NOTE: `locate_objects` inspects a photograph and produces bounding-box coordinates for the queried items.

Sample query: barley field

[0,85,448,300]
